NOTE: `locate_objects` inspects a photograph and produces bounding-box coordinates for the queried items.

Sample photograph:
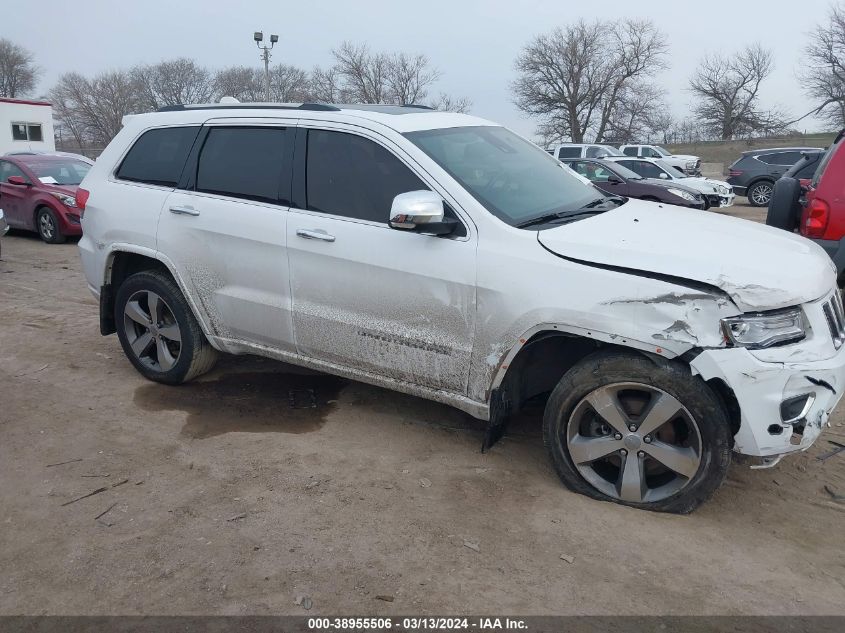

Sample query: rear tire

[746,180,774,207]
[542,350,731,514]
[114,270,218,384]
[766,177,802,231]
[36,207,66,244]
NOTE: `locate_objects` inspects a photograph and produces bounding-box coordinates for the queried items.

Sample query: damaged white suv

[77,102,845,513]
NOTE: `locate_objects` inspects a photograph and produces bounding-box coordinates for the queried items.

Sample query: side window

[643,147,660,158]
[585,146,604,158]
[0,160,28,183]
[195,127,288,204]
[556,146,581,158]
[623,146,638,156]
[758,152,802,166]
[796,161,818,179]
[306,129,428,223]
[117,126,200,187]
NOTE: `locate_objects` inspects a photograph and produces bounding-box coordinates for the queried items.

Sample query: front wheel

[114,270,218,384]
[543,351,731,514]
[36,207,66,243]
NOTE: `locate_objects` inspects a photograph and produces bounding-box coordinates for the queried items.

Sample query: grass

[665,133,838,166]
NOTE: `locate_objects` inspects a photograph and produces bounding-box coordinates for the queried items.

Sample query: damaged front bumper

[690,341,845,459]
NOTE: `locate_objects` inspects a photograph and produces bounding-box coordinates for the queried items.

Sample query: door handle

[169,205,200,216]
[296,228,335,242]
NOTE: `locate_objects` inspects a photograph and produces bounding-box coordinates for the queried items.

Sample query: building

[0,97,56,155]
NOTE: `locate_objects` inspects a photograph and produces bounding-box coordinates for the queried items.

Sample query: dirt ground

[1,201,845,616]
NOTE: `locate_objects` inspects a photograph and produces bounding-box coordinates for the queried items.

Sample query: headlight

[721,308,805,348]
[667,188,697,202]
[686,160,695,168]
[50,192,76,207]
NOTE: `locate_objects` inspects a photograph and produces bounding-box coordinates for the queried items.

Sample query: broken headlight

[667,188,697,202]
[721,308,805,349]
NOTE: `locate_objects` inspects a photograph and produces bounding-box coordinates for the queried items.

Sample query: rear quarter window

[813,140,842,187]
[116,126,200,187]
[556,147,581,159]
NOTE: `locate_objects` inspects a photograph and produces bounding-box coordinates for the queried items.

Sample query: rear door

[286,124,477,394]
[157,121,296,350]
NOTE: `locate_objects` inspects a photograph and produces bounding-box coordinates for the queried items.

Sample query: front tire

[746,180,774,207]
[36,207,66,243]
[542,351,731,514]
[114,270,218,384]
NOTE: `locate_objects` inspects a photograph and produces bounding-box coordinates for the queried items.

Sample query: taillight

[801,198,830,238]
[75,188,90,217]
[728,170,743,177]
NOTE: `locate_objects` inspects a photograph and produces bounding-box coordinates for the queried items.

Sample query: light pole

[254,31,278,102]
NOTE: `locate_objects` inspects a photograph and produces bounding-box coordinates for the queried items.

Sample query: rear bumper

[812,237,845,279]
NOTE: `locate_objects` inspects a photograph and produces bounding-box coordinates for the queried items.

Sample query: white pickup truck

[620,144,702,175]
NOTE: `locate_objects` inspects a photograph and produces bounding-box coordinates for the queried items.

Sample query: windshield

[405,126,605,226]
[25,159,90,185]
[597,145,624,157]
[653,146,671,157]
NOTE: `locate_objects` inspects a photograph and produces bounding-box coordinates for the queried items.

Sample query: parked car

[727,147,823,207]
[767,131,845,282]
[5,150,95,165]
[619,144,701,175]
[782,149,825,189]
[0,208,7,258]
[78,102,844,513]
[561,158,706,209]
[549,143,624,160]
[605,156,734,208]
[0,154,91,243]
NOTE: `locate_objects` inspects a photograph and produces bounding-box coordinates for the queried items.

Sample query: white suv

[77,102,845,513]
[549,143,624,160]
[620,144,702,175]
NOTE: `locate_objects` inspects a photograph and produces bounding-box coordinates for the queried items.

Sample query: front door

[156,123,296,350]
[286,126,477,394]
[0,160,31,228]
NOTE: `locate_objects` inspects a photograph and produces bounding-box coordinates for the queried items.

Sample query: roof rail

[401,104,435,110]
[156,103,341,113]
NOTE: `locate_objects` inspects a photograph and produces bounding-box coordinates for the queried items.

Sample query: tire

[542,350,731,514]
[36,207,66,244]
[746,180,774,207]
[114,270,218,384]
[766,177,802,231]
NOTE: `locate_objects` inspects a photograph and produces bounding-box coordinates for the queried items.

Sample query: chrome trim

[823,292,845,348]
[781,393,816,425]
[296,228,335,242]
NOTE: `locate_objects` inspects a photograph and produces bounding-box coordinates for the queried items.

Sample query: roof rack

[156,103,341,113]
[400,104,435,110]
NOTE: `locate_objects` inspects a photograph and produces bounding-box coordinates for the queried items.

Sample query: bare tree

[802,2,845,127]
[131,58,213,110]
[387,53,441,104]
[49,71,141,147]
[213,66,263,102]
[268,64,311,102]
[512,19,668,143]
[603,82,671,144]
[0,39,40,98]
[429,92,472,113]
[310,65,343,103]
[689,44,786,139]
[332,41,392,103]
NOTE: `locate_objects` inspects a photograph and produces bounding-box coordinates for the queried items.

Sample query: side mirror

[659,172,669,179]
[606,174,623,184]
[7,175,29,186]
[389,190,456,236]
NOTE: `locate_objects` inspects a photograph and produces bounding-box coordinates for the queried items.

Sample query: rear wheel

[543,351,731,513]
[114,270,218,384]
[747,180,774,207]
[36,207,66,244]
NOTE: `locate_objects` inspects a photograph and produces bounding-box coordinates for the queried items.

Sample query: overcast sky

[4,0,833,138]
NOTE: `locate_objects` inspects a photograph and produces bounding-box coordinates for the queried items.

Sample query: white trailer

[0,97,55,155]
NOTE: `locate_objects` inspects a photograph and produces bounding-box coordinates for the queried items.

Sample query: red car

[0,154,91,243]
[767,130,845,283]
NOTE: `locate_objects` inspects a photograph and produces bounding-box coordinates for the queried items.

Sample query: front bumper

[706,193,735,208]
[690,299,845,458]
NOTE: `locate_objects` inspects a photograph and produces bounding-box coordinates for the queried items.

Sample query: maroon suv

[0,154,91,243]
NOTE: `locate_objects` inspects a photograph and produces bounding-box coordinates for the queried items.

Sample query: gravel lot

[1,201,844,615]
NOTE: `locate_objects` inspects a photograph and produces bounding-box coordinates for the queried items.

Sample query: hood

[536,199,836,311]
[680,177,729,193]
[40,182,79,196]
[671,154,699,162]
[640,178,700,194]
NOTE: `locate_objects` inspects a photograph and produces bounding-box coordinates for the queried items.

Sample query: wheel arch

[100,248,215,343]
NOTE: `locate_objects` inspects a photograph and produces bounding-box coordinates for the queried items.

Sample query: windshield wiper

[516,212,569,228]
[516,197,624,229]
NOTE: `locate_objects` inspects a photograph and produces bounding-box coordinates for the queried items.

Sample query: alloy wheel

[38,212,55,240]
[122,290,182,372]
[565,383,702,503]
[750,183,773,206]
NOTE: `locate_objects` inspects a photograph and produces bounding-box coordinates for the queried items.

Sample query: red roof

[0,97,52,107]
